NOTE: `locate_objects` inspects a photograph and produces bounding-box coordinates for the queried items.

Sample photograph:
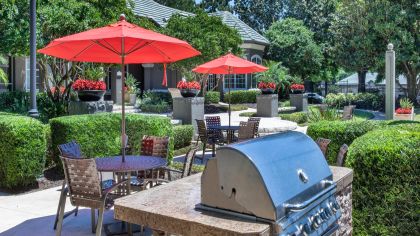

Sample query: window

[223,74,247,90]
[250,55,262,88]
[24,58,40,91]
[207,74,218,91]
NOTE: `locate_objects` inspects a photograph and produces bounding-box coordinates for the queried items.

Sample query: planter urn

[180,89,199,98]
[76,90,105,102]
[289,93,308,112]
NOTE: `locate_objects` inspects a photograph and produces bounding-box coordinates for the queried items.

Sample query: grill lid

[201,131,333,221]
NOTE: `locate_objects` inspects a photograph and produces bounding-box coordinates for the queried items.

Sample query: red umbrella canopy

[192,53,267,74]
[38,15,200,64]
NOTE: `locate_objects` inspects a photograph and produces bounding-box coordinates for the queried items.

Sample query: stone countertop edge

[113,166,353,235]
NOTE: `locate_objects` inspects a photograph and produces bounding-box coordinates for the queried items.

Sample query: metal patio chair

[237,121,257,142]
[56,156,129,236]
[196,119,220,160]
[342,105,356,120]
[248,117,261,137]
[336,144,349,167]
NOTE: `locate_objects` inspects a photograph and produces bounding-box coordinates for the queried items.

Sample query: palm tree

[0,56,8,84]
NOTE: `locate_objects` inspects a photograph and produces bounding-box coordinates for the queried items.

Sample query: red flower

[72,79,106,91]
[290,84,304,91]
[395,108,412,114]
[258,82,276,89]
[177,81,201,90]
[50,86,65,94]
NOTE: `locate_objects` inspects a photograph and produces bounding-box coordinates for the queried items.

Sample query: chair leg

[91,208,96,233]
[212,143,215,157]
[95,206,105,236]
[74,206,79,216]
[54,183,66,230]
[55,192,66,236]
[202,141,207,160]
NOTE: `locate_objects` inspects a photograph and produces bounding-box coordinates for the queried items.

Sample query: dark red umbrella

[39,15,200,161]
[193,53,267,127]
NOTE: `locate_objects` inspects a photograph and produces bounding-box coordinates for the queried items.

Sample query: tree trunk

[357,70,367,93]
[403,62,418,105]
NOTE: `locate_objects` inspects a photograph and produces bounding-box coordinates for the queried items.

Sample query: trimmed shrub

[223,90,261,104]
[205,91,220,104]
[280,112,308,124]
[325,92,384,111]
[307,120,380,164]
[50,113,173,166]
[139,103,171,113]
[0,115,47,188]
[139,90,172,113]
[346,125,420,235]
[173,125,194,149]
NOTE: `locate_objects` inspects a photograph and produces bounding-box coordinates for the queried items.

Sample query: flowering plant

[395,108,412,114]
[258,81,276,89]
[50,86,65,94]
[290,84,305,91]
[72,79,106,91]
[176,81,201,90]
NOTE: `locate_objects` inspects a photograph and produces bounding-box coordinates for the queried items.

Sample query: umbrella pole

[121,40,126,163]
[228,68,231,128]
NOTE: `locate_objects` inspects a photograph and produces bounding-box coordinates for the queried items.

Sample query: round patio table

[96,155,167,195]
[208,125,240,144]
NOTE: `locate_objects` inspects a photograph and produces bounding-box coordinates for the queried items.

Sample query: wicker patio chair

[238,121,257,142]
[196,119,219,161]
[248,117,261,137]
[56,156,129,236]
[205,116,224,141]
[342,105,356,120]
[54,141,114,230]
[336,144,349,167]
[316,138,331,158]
[143,147,198,188]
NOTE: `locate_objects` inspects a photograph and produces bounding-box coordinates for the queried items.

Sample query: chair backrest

[181,147,198,178]
[342,105,356,120]
[141,136,170,159]
[238,121,256,141]
[58,140,83,158]
[195,119,208,142]
[336,144,349,167]
[168,88,182,98]
[316,138,331,157]
[248,117,261,137]
[205,116,221,128]
[61,157,102,206]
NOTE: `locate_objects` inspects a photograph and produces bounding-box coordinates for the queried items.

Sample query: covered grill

[199,131,341,236]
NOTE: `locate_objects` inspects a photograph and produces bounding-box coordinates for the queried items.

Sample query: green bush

[139,103,170,113]
[307,120,380,163]
[0,115,47,188]
[0,91,30,114]
[325,92,384,111]
[173,125,194,149]
[346,125,420,235]
[50,113,174,166]
[139,91,172,113]
[280,112,308,124]
[205,91,220,104]
[223,90,261,104]
[142,90,172,105]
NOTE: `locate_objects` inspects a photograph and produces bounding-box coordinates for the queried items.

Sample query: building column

[385,43,395,120]
[28,0,39,117]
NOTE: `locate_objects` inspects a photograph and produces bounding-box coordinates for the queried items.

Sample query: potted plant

[258,81,276,94]
[177,80,201,98]
[290,84,305,94]
[395,98,415,120]
[72,67,106,102]
[125,73,139,105]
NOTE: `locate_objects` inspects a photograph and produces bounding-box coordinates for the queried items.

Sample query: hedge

[223,90,261,104]
[325,93,385,111]
[173,125,194,149]
[0,115,47,188]
[346,125,420,235]
[50,113,174,166]
[307,120,380,164]
[279,112,308,124]
[205,91,220,104]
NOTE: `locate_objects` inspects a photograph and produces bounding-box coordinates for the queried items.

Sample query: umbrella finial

[119,14,126,21]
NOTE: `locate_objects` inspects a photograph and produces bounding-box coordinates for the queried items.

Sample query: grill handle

[283,183,335,212]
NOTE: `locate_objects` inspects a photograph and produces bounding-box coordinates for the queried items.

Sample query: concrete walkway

[205,108,297,134]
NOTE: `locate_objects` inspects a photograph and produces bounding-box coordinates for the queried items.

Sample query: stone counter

[114,166,353,236]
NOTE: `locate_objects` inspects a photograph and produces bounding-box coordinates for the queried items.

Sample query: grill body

[200,131,341,235]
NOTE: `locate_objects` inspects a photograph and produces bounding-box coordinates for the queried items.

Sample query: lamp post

[28,0,39,117]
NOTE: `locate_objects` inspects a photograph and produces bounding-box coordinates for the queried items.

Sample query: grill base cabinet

[200,132,344,235]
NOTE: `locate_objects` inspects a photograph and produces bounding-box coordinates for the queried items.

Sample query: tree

[234,0,284,33]
[265,18,323,82]
[0,56,7,84]
[155,0,198,12]
[367,0,419,103]
[164,11,242,95]
[331,0,378,93]
[199,0,232,13]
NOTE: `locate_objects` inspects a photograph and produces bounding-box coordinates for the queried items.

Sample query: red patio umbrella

[193,53,267,127]
[39,14,200,162]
